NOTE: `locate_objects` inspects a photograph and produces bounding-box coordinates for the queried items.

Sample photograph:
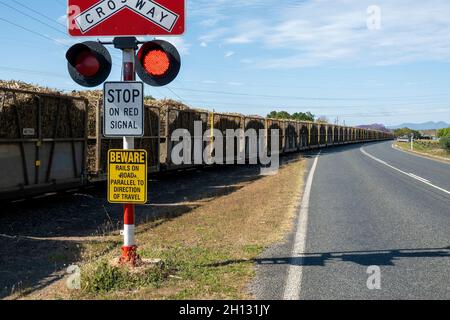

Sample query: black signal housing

[66,41,112,87]
[135,40,181,87]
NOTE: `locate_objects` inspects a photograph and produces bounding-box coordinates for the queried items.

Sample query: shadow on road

[206,246,450,268]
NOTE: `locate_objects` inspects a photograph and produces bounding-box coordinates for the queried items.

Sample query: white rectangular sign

[103,82,144,137]
[75,0,179,34]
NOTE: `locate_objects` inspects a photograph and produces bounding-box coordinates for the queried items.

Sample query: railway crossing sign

[103,81,144,137]
[108,149,148,204]
[68,0,185,37]
[64,0,186,266]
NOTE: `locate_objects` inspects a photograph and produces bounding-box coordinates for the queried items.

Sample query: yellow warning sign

[108,149,147,204]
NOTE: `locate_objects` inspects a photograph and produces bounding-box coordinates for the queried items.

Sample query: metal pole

[120,47,138,265]
[411,133,414,151]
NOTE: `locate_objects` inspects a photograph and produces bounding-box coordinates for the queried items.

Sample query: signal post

[65,0,185,266]
[116,37,139,265]
[122,46,137,265]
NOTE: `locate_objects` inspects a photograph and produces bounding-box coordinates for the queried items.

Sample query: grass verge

[24,158,305,300]
[394,140,450,162]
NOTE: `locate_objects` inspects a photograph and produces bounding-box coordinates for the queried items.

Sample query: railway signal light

[66,41,112,87]
[135,40,181,87]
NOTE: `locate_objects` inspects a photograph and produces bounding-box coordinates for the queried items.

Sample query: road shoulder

[250,152,318,300]
[392,142,450,165]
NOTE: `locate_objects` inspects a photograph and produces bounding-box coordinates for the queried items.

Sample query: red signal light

[136,40,181,87]
[66,41,112,87]
[75,51,100,77]
[143,50,170,77]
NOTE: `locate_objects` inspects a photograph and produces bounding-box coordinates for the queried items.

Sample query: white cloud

[57,15,67,25]
[197,0,450,69]
[198,17,225,28]
[240,59,253,64]
[202,80,217,84]
[200,41,208,47]
[157,37,191,55]
[199,27,229,43]
[224,51,235,58]
[224,20,265,44]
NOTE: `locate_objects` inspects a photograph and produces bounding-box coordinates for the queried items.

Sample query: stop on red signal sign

[68,0,185,37]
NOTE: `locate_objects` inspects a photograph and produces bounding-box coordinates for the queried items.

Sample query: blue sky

[0,0,450,126]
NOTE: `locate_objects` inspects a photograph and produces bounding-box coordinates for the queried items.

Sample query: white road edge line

[360,147,450,195]
[408,173,430,183]
[283,151,321,300]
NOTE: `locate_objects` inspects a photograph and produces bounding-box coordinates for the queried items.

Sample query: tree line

[267,111,316,122]
[393,127,422,139]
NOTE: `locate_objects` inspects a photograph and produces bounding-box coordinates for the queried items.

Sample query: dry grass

[395,141,450,162]
[20,158,305,300]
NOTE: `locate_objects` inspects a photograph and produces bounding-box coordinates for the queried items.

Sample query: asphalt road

[252,141,450,300]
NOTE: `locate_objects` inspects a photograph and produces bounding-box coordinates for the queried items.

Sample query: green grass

[78,245,260,300]
[82,260,170,294]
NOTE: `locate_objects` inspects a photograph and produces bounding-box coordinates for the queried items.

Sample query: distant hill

[388,121,450,130]
[357,124,390,132]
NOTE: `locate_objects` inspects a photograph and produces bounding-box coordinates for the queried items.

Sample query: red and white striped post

[120,46,140,265]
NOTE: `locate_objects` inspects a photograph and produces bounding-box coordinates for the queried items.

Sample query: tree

[440,136,450,151]
[267,111,290,119]
[291,112,315,122]
[393,127,422,139]
[437,127,450,138]
[277,111,291,120]
[267,111,278,119]
[267,111,314,121]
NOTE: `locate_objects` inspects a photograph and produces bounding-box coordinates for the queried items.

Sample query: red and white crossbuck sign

[68,0,185,36]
